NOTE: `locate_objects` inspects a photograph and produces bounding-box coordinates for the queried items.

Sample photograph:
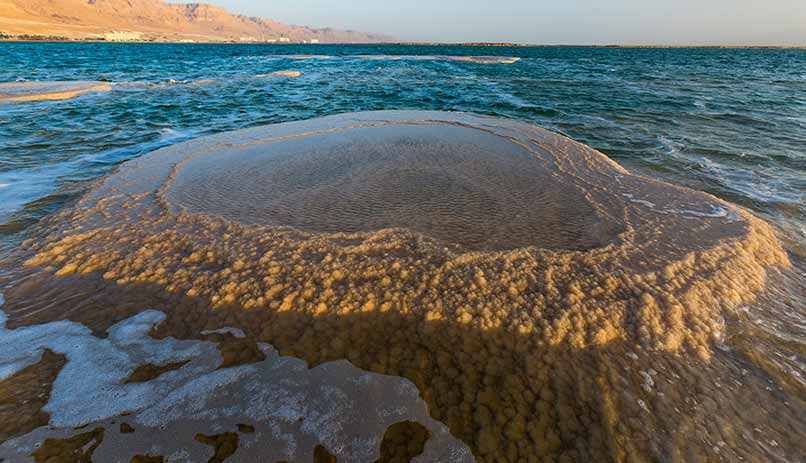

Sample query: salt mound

[0,81,111,103]
[165,123,620,251]
[3,111,795,462]
[255,70,303,78]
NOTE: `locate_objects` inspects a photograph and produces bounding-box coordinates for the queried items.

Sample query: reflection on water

[0,112,802,462]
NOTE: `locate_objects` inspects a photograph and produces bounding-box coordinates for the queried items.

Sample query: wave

[0,127,196,223]
[271,54,522,64]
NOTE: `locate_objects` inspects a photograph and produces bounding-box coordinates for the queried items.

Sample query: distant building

[310,39,320,44]
[278,37,290,43]
[103,31,143,42]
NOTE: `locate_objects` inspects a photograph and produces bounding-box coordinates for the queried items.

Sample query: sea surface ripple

[0,43,804,255]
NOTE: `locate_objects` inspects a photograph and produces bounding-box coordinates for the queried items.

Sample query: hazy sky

[192,0,806,45]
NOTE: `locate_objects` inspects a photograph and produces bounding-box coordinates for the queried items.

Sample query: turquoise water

[0,43,805,253]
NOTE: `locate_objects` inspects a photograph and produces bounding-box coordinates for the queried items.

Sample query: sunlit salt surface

[0,111,803,462]
[166,123,621,251]
[0,81,111,103]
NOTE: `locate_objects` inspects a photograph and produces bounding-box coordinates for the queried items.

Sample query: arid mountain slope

[0,0,390,42]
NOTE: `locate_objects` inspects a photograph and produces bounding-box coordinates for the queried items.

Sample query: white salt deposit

[0,308,218,427]
[0,288,473,462]
[200,327,246,338]
[622,193,733,220]
[673,205,732,218]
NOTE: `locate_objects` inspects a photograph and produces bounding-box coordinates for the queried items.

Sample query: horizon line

[1,36,805,48]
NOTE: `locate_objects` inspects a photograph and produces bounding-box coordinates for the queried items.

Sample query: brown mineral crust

[236,423,255,434]
[119,422,135,434]
[0,349,66,444]
[0,112,799,462]
[194,432,239,463]
[375,421,430,463]
[314,444,338,463]
[31,427,104,463]
[725,282,806,406]
[199,332,266,369]
[124,360,189,384]
[130,455,165,463]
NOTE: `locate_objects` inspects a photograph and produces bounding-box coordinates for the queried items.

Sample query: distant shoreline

[383,42,806,49]
[0,37,804,49]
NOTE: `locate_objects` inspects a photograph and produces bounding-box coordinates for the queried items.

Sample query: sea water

[0,43,804,255]
[0,43,804,463]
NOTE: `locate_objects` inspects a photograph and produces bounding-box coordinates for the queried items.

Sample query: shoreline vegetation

[0,33,803,48]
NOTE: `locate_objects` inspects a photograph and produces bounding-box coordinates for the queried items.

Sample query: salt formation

[164,123,620,251]
[285,55,521,64]
[255,70,303,78]
[0,81,111,103]
[0,111,801,462]
[0,295,473,462]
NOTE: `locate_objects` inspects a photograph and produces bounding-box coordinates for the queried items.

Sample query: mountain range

[0,0,391,43]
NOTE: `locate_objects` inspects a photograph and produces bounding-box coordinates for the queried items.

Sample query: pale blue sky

[189,0,806,45]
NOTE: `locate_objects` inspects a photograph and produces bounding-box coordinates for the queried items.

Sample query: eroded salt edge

[0,288,474,462]
[200,327,246,338]
[0,81,113,103]
[621,193,736,220]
